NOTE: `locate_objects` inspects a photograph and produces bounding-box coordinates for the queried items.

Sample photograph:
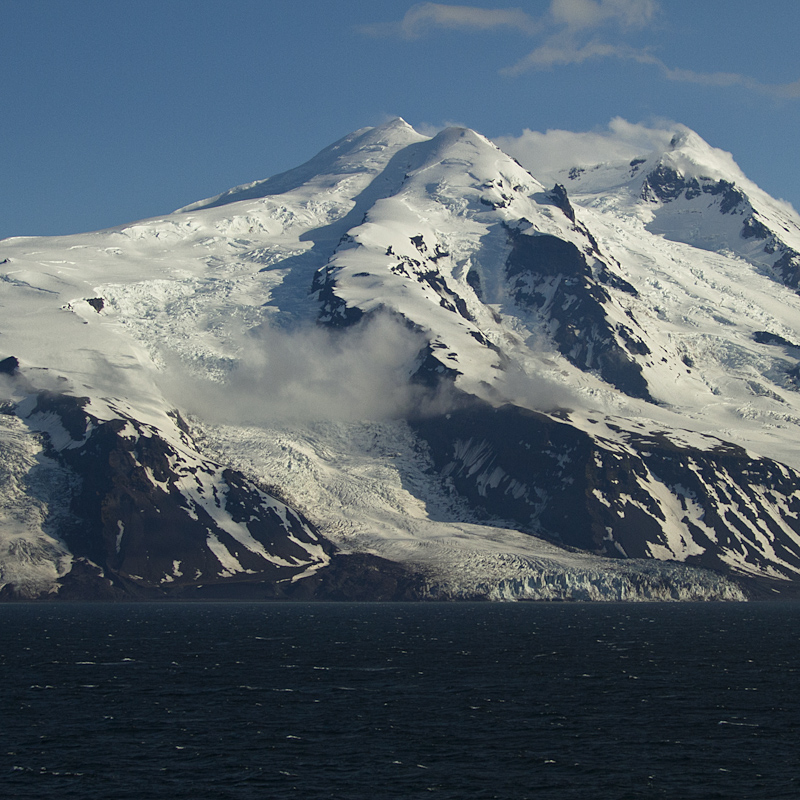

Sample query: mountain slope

[556,127,800,291]
[2,118,800,600]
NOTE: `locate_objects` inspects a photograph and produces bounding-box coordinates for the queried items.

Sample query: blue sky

[2,0,799,239]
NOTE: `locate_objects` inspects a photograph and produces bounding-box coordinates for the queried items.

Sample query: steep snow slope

[2,118,800,600]
[535,129,800,469]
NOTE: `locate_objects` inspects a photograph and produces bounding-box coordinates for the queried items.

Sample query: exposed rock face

[13,391,332,598]
[0,356,19,375]
[312,265,366,327]
[411,342,462,387]
[753,331,799,348]
[548,183,576,223]
[772,249,800,290]
[641,163,800,292]
[621,428,800,577]
[412,399,800,581]
[642,166,745,212]
[505,230,651,401]
[279,553,426,601]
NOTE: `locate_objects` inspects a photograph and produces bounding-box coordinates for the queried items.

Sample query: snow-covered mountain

[3,117,800,601]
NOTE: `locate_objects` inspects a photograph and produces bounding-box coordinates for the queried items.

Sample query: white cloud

[505,40,800,98]
[359,3,541,39]
[660,65,800,99]
[360,0,657,39]
[502,39,655,74]
[361,1,800,100]
[493,117,676,183]
[549,0,659,31]
[160,312,450,424]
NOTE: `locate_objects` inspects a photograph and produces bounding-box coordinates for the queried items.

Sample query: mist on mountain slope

[158,311,463,425]
[158,315,600,429]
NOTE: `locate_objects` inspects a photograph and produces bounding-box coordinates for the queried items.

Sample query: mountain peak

[375,116,415,133]
[348,116,425,149]
[666,126,702,151]
[178,118,427,213]
[659,125,748,185]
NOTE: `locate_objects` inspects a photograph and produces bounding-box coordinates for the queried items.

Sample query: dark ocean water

[1,602,798,800]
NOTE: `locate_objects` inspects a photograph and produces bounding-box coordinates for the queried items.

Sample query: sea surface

[1,601,798,799]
